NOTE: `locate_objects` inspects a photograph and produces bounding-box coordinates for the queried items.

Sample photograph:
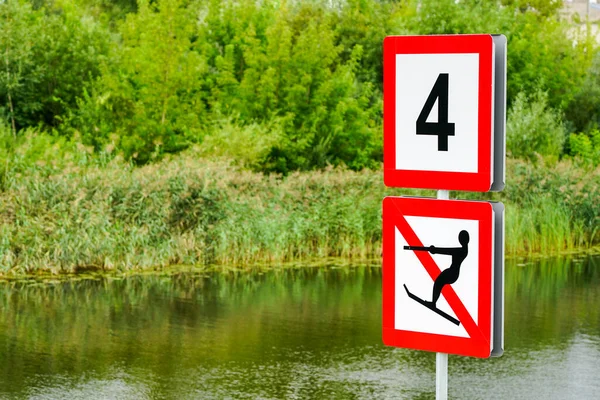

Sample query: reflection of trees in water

[0,265,382,396]
[505,255,600,352]
[0,257,599,396]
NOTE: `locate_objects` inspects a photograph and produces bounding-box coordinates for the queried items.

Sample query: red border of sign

[383,34,494,192]
[382,197,493,358]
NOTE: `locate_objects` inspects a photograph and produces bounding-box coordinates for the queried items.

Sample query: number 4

[416,73,455,151]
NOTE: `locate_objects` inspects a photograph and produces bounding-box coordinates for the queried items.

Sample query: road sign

[382,196,504,358]
[383,34,506,192]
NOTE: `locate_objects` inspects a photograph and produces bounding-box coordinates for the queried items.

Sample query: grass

[505,198,586,256]
[0,132,598,276]
[0,144,387,274]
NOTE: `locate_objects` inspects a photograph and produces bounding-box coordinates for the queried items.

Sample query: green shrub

[564,53,600,133]
[197,117,284,170]
[71,0,385,170]
[569,129,600,166]
[506,90,566,161]
[0,0,112,131]
[2,0,600,172]
[410,0,595,111]
[198,0,383,172]
[506,13,595,112]
[72,0,206,163]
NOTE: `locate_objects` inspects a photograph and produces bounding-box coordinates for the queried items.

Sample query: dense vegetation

[0,141,597,275]
[2,0,600,170]
[1,0,599,274]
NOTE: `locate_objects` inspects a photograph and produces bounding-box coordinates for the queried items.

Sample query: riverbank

[0,144,598,277]
[2,250,600,283]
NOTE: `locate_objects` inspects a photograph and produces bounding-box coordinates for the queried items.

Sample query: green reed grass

[505,198,587,257]
[0,136,598,275]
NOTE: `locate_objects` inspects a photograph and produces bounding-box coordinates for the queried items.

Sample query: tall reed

[0,137,598,275]
[505,198,587,256]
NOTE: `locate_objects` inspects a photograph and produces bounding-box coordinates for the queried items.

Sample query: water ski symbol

[403,230,470,326]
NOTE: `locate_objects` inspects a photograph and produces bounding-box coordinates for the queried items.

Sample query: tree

[0,0,111,133]
[79,0,207,162]
[0,0,39,136]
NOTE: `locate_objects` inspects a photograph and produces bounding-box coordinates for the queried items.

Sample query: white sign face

[395,53,480,173]
[395,216,480,338]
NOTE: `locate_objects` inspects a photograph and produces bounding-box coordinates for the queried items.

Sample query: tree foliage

[507,90,565,162]
[1,0,599,170]
[0,0,111,132]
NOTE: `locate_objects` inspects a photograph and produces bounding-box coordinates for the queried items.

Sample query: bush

[71,0,385,170]
[197,0,384,172]
[564,53,600,134]
[0,0,112,131]
[3,0,600,172]
[569,129,600,166]
[72,0,206,163]
[197,117,284,170]
[506,12,595,112]
[506,90,566,161]
[410,0,595,111]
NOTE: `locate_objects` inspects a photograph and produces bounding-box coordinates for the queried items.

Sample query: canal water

[0,256,599,399]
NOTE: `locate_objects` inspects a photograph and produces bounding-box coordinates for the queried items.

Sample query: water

[0,256,599,399]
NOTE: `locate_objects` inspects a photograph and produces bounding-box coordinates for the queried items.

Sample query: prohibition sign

[382,197,495,358]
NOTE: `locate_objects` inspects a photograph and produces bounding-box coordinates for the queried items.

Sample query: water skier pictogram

[403,230,470,326]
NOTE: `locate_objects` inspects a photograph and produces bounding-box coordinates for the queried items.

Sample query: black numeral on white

[416,73,455,152]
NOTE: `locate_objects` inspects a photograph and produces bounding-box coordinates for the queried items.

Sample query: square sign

[383,34,506,192]
[382,196,504,358]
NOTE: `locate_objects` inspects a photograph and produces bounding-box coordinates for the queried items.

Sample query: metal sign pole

[436,352,448,400]
[436,189,449,400]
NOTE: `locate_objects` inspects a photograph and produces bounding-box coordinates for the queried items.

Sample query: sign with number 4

[384,34,506,192]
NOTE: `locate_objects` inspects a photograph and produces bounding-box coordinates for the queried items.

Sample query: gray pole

[436,353,448,400]
[436,190,449,400]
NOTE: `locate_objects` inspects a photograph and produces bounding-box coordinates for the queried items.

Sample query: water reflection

[0,256,599,399]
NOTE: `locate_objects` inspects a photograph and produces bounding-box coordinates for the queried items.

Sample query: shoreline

[1,247,599,283]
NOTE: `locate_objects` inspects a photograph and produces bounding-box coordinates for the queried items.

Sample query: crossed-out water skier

[404,230,469,308]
